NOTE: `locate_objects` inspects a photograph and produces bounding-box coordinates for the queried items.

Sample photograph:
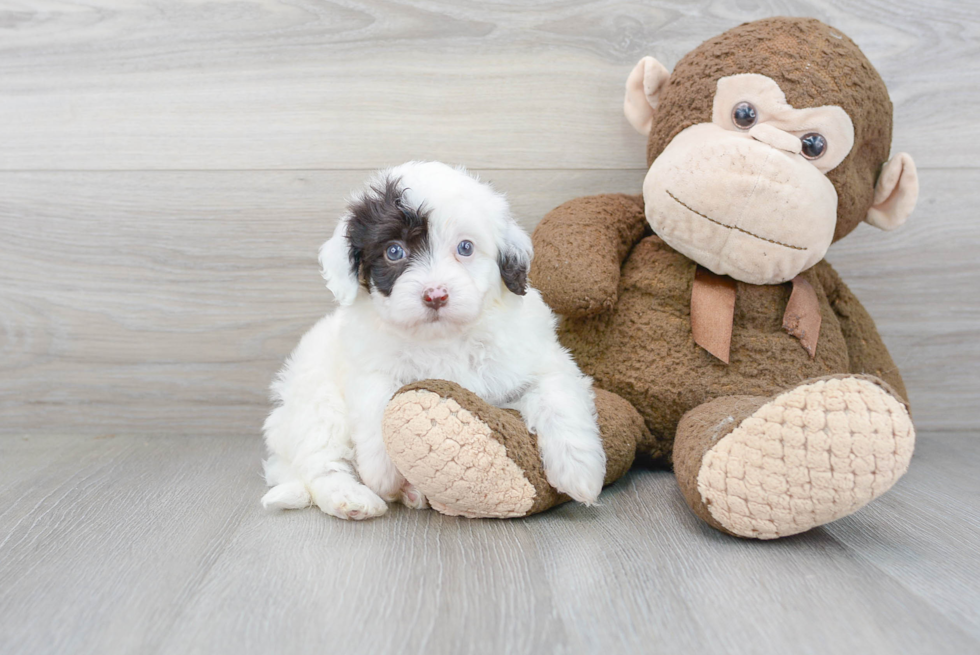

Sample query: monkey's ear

[866,153,919,231]
[624,56,671,136]
[497,219,533,296]
[318,216,360,306]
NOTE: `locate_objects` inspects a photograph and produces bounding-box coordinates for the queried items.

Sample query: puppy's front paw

[543,441,606,505]
[309,472,388,520]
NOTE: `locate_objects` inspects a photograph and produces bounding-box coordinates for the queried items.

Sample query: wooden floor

[0,432,977,655]
[2,1,979,653]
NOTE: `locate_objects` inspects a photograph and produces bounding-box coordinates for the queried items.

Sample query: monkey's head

[624,17,918,285]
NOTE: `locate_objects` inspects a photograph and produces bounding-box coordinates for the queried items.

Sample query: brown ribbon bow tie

[690,266,822,364]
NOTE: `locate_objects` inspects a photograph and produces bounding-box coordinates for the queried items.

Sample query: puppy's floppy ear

[497,218,533,296]
[319,216,360,306]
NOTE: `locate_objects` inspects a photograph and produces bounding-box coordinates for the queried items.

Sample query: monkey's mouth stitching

[665,190,806,251]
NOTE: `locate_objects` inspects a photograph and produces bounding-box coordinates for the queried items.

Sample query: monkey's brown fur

[648,18,893,242]
[537,194,908,461]
[382,18,916,538]
[532,18,907,458]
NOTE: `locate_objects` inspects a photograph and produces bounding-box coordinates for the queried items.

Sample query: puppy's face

[320,162,533,334]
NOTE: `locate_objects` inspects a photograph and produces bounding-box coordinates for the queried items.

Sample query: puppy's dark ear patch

[498,252,528,296]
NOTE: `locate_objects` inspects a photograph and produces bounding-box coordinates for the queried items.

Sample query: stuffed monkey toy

[381,17,919,539]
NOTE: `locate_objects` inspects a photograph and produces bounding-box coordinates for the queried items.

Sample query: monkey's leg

[673,375,915,540]
[382,380,648,518]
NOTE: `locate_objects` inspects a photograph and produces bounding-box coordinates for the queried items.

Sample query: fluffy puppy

[262,161,605,519]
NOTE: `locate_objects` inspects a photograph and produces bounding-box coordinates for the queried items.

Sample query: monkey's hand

[529,194,647,318]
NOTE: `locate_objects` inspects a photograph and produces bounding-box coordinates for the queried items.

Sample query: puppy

[261,161,606,519]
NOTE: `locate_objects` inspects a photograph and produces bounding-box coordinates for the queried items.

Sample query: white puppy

[262,161,606,519]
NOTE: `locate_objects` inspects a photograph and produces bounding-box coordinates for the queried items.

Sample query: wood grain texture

[1,169,976,435]
[0,435,259,654]
[0,169,644,437]
[1,0,976,432]
[823,435,980,640]
[1,3,977,654]
[0,0,977,170]
[0,432,977,655]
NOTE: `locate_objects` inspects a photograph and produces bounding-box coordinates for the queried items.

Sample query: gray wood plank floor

[0,432,977,655]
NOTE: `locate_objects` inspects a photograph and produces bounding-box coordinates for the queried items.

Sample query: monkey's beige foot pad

[382,383,540,518]
[698,377,915,540]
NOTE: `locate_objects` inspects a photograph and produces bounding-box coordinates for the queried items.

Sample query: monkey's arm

[529,193,647,317]
[814,262,909,404]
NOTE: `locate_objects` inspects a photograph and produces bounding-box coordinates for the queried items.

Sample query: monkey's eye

[732,102,758,129]
[385,243,406,262]
[800,133,827,160]
[457,240,474,257]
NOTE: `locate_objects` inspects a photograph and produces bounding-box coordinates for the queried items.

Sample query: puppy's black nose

[422,287,449,309]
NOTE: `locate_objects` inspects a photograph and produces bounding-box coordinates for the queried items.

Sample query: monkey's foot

[678,376,915,540]
[382,380,561,518]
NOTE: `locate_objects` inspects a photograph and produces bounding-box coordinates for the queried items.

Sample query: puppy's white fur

[262,162,605,519]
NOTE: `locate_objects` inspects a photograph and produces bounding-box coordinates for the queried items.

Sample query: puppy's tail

[261,456,312,510]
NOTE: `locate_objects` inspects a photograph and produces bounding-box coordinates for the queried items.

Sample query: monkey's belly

[558,237,850,458]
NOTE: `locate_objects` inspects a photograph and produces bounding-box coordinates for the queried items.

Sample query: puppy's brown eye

[800,133,827,160]
[385,243,406,262]
[732,102,757,129]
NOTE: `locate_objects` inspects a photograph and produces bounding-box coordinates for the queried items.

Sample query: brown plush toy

[381,17,919,539]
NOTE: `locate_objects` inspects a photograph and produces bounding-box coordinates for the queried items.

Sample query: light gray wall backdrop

[1,0,977,437]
